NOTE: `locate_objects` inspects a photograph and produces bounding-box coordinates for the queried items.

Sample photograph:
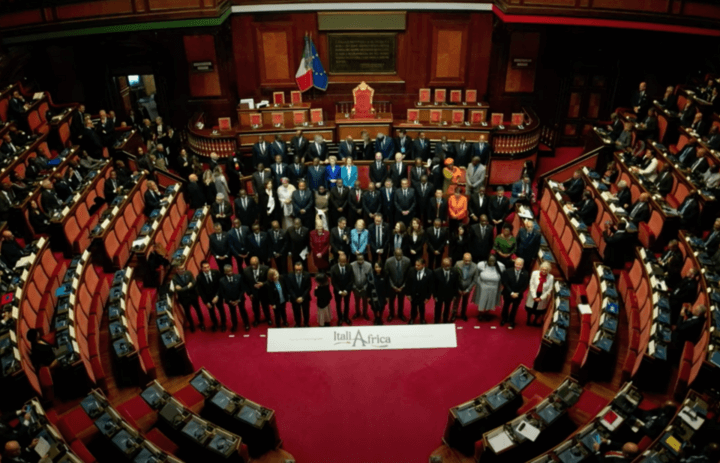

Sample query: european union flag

[309,37,328,91]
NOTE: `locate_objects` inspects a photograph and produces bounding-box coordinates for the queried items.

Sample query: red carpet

[186,303,542,462]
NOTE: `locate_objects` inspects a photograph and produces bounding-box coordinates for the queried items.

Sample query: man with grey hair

[501,257,529,329]
[453,253,478,322]
[310,134,328,162]
[376,132,394,160]
[211,192,232,231]
[466,156,486,196]
[615,179,632,210]
[350,253,373,320]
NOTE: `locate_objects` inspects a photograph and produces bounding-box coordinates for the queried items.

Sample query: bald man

[432,258,458,324]
[500,258,529,329]
[593,440,638,463]
[1,231,26,268]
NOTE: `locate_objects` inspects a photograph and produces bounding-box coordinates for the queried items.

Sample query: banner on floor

[266,324,457,353]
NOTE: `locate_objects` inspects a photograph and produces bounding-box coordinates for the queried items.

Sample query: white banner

[266,324,458,353]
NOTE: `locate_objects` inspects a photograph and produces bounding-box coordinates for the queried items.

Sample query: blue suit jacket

[377,138,395,160]
[340,165,358,189]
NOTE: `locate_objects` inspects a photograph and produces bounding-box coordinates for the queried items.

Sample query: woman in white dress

[314,185,330,230]
[212,166,230,202]
[474,254,505,320]
[525,261,555,326]
[277,177,296,229]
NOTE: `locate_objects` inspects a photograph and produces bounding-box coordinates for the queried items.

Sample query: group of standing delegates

[173,129,556,331]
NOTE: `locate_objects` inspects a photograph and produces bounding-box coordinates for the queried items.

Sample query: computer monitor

[128,75,141,86]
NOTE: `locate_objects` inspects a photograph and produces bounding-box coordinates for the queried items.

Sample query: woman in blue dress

[325,155,342,189]
[341,157,359,189]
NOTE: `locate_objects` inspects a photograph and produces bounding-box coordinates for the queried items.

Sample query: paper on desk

[14,255,34,268]
[34,436,50,457]
[516,420,541,442]
[487,430,515,453]
[679,407,705,430]
[300,247,309,261]
[578,304,592,315]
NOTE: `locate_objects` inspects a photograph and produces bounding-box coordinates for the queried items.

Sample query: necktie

[255,234,260,243]
[445,270,449,282]
[277,165,280,175]
[680,200,691,215]
[418,271,422,280]
[420,139,424,148]
[229,276,233,284]
[341,266,345,275]
[377,162,381,170]
[339,187,343,195]
[357,191,360,201]
[243,198,247,209]
[254,270,259,281]
[463,265,469,280]
[112,180,117,190]
[403,189,407,197]
[422,184,426,195]
[261,143,265,154]
[236,229,241,241]
[396,261,402,282]
[516,270,520,280]
[436,228,439,238]
[297,274,301,287]
[220,203,223,214]
[275,230,279,241]
[398,163,402,172]
[395,235,401,249]
[206,272,212,283]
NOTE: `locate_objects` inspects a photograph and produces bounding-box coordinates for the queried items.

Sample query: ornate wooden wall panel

[254,24,296,88]
[149,0,204,11]
[183,35,222,97]
[54,0,133,20]
[504,31,540,93]
[429,21,469,87]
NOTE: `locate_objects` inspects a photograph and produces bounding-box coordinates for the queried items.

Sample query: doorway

[115,74,161,122]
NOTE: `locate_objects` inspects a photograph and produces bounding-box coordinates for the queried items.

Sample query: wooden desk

[237,124,336,148]
[412,102,490,124]
[334,113,393,140]
[237,102,311,129]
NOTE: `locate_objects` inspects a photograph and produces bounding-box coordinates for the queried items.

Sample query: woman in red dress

[310,220,331,272]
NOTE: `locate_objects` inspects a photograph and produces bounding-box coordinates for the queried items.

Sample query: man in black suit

[380,179,395,224]
[367,213,389,263]
[395,129,413,159]
[473,136,492,165]
[434,136,455,161]
[308,135,329,162]
[143,180,165,216]
[291,180,314,230]
[359,132,374,161]
[413,132,431,162]
[500,258,530,329]
[415,175,434,225]
[628,193,651,225]
[71,104,86,137]
[572,190,598,226]
[454,137,472,167]
[631,81,649,115]
[234,190,258,227]
[338,135,357,160]
[704,219,720,251]
[329,179,350,228]
[270,134,289,163]
[291,130,308,162]
[488,187,509,234]
[614,180,632,210]
[636,107,658,141]
[0,231,25,268]
[247,223,270,264]
[394,178,416,227]
[211,193,232,231]
[196,261,222,331]
[690,112,710,138]
[407,258,432,324]
[330,217,351,263]
[669,268,700,323]
[286,262,311,327]
[659,240,683,289]
[330,254,353,326]
[409,158,426,190]
[252,164,272,193]
[389,153,408,188]
[103,170,123,204]
[243,257,272,326]
[7,91,28,124]
[362,182,382,225]
[228,218,250,271]
[560,170,585,203]
[654,164,674,197]
[593,440,639,463]
[672,139,697,168]
[287,219,309,270]
[95,110,115,147]
[268,220,289,274]
[53,173,72,202]
[369,152,388,189]
[628,401,677,440]
[287,156,307,187]
[40,180,63,216]
[427,189,447,227]
[186,174,205,209]
[0,134,20,158]
[468,189,489,224]
[348,180,364,226]
[426,219,449,270]
[81,119,104,159]
[172,266,205,332]
[672,304,707,351]
[469,215,494,262]
[687,149,710,178]
[269,155,288,186]
[218,264,249,332]
[209,222,231,273]
[678,192,700,231]
[384,248,410,322]
[601,222,632,268]
[432,258,458,324]
[252,136,272,169]
[0,183,15,223]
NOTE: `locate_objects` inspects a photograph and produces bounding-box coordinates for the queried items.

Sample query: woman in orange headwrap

[442,157,465,195]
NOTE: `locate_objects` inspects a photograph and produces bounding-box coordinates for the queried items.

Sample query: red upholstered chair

[351,81,375,119]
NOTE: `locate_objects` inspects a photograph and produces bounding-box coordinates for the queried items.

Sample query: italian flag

[295,36,313,92]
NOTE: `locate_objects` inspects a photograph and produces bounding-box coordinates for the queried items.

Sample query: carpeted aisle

[186,308,542,463]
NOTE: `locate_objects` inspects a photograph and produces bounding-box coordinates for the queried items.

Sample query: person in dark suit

[287,219,310,270]
[7,91,28,124]
[380,179,395,223]
[330,254,353,325]
[678,192,700,231]
[427,189,448,228]
[252,165,272,197]
[209,222,231,273]
[348,181,364,227]
[500,258,530,329]
[687,149,710,178]
[40,180,63,216]
[510,176,534,206]
[71,104,86,136]
[654,164,674,197]
[367,213,389,263]
[243,256,272,326]
[247,224,270,264]
[409,158,426,190]
[413,132,431,162]
[669,268,701,324]
[389,153,408,188]
[0,231,25,268]
[291,130,308,162]
[95,110,115,147]
[218,264,248,332]
[426,219,449,270]
[330,218,351,262]
[394,129,413,159]
[432,258,458,324]
[659,86,678,112]
[671,139,698,168]
[469,215,494,263]
[690,112,710,138]
[186,174,205,210]
[103,170,123,204]
[211,193,232,231]
[269,155,288,186]
[627,193,651,225]
[375,133,394,160]
[287,156,307,187]
[704,219,720,251]
[406,258,432,324]
[631,81,649,115]
[328,179,350,227]
[560,170,585,203]
[572,190,598,226]
[614,180,632,210]
[195,261,222,331]
[0,134,21,158]
[252,136,272,169]
[309,135,329,162]
[266,268,289,327]
[384,248,411,322]
[628,401,677,440]
[359,131,374,161]
[454,137,472,167]
[52,173,72,202]
[286,262,311,326]
[270,134,289,163]
[81,119,105,159]
[362,182,382,225]
[488,187,510,234]
[672,304,707,351]
[228,218,250,271]
[338,136,357,160]
[394,179,416,227]
[291,180,314,231]
[268,221,289,274]
[369,152,388,190]
[414,175,434,225]
[429,158,444,192]
[234,189,258,228]
[636,107,658,141]
[707,126,720,151]
[143,180,165,216]
[473,136,492,165]
[435,136,455,160]
[468,189,489,225]
[602,222,632,268]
